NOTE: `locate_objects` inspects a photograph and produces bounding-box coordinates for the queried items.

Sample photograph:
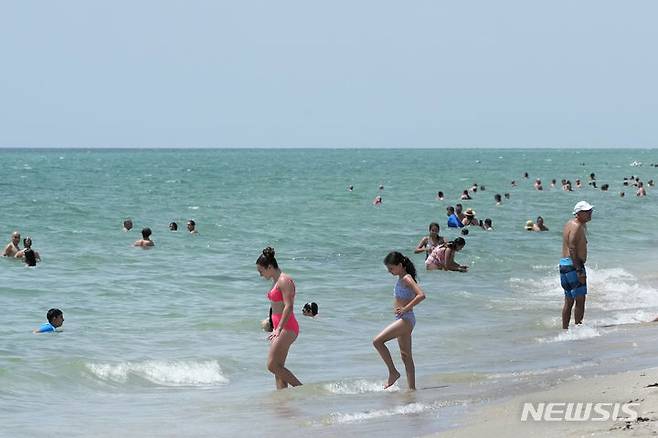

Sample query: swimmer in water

[16,237,40,266]
[169,222,178,231]
[187,220,199,234]
[414,223,445,259]
[134,228,155,247]
[123,218,133,232]
[533,216,549,231]
[33,308,64,334]
[373,195,383,206]
[2,231,21,257]
[302,302,318,317]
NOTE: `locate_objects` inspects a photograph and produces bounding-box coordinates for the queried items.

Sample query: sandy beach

[436,367,658,437]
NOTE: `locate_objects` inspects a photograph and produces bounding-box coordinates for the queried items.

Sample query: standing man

[560,201,593,329]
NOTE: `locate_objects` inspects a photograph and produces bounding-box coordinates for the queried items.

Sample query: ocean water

[2,148,658,437]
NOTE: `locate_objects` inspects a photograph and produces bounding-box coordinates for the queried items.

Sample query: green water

[2,148,658,437]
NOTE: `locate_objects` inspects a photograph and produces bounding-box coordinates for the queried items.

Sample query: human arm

[33,323,54,334]
[414,237,429,254]
[444,248,468,272]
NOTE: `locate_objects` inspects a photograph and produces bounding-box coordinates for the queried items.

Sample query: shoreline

[434,367,658,437]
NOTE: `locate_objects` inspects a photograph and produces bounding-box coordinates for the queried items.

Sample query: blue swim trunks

[559,257,587,298]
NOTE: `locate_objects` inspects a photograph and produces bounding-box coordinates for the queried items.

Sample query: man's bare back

[562,218,587,265]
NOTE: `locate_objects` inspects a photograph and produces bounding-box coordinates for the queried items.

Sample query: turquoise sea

[2,148,658,437]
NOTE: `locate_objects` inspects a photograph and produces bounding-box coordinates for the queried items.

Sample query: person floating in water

[2,231,21,257]
[169,222,178,231]
[34,308,64,334]
[373,252,426,390]
[123,218,133,232]
[302,302,318,317]
[373,195,382,206]
[134,228,155,247]
[533,216,549,231]
[187,220,199,234]
[16,237,40,266]
[461,208,479,227]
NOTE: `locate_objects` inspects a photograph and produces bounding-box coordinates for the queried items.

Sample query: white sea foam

[327,402,435,424]
[537,324,601,343]
[86,360,229,386]
[488,361,598,379]
[324,379,399,394]
[511,266,658,317]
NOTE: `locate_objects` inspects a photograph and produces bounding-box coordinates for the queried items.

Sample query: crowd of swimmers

[121,218,199,248]
[4,168,653,392]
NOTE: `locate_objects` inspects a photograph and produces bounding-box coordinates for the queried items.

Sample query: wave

[536,324,601,343]
[326,402,438,424]
[324,379,399,394]
[511,266,658,317]
[85,360,229,386]
[488,361,598,379]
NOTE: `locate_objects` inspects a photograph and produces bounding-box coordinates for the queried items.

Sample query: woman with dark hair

[16,237,40,266]
[256,247,302,389]
[373,252,426,390]
[414,223,445,259]
[425,238,468,272]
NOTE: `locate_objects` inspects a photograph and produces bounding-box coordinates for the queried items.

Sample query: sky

[1,1,657,148]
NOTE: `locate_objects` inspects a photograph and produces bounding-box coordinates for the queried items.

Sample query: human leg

[267,329,302,389]
[397,327,415,390]
[373,319,412,388]
[562,296,575,329]
[574,295,586,325]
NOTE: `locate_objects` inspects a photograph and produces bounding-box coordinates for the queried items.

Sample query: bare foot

[384,370,401,389]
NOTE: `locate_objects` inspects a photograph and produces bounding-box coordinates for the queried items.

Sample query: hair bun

[262,247,276,259]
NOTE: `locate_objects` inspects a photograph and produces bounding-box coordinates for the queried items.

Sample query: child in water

[373,252,426,390]
[33,309,64,333]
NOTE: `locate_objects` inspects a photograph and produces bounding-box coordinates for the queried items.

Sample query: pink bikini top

[267,278,295,302]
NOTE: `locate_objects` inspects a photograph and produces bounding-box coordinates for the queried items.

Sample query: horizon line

[1,145,656,150]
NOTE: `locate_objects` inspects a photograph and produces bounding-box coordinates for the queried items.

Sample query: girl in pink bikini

[256,247,302,389]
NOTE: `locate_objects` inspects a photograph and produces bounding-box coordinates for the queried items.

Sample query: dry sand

[435,368,658,437]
